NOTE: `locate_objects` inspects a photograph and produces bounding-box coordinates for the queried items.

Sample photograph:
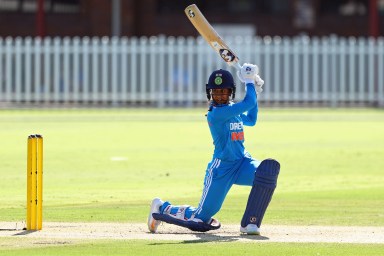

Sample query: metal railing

[0,36,383,107]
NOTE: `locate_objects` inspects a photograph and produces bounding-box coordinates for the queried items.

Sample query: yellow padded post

[26,134,43,231]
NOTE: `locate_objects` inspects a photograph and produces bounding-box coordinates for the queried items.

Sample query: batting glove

[237,63,259,84]
[254,74,264,94]
[237,63,264,94]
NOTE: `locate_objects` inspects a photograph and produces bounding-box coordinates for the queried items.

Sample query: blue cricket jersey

[206,83,258,162]
[160,83,260,223]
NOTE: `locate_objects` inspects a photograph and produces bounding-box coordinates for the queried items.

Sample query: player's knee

[195,206,220,223]
[254,159,280,188]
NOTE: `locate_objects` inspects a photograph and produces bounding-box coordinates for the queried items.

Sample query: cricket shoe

[240,224,260,235]
[147,197,164,233]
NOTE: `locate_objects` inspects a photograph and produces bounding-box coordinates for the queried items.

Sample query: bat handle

[235,62,242,71]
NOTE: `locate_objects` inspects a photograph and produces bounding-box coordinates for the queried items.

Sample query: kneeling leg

[152,204,221,232]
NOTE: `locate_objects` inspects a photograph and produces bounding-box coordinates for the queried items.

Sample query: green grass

[0,108,384,255]
[1,239,384,256]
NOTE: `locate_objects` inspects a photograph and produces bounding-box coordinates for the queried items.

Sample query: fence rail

[0,36,383,107]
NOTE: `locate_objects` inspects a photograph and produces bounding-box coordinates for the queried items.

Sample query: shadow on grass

[0,227,37,235]
[149,231,269,245]
[13,230,39,236]
[185,233,269,243]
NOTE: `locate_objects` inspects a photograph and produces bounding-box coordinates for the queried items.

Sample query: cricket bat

[184,4,242,70]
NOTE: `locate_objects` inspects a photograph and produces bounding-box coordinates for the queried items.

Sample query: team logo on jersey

[231,131,244,141]
[214,77,222,85]
[230,122,244,141]
[230,122,243,130]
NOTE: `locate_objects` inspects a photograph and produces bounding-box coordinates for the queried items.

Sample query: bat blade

[184,4,241,70]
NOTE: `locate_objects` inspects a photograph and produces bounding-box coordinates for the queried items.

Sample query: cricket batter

[148,63,280,235]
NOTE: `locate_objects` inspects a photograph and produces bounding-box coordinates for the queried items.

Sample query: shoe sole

[240,227,260,235]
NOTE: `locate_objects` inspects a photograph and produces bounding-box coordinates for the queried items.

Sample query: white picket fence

[0,36,383,107]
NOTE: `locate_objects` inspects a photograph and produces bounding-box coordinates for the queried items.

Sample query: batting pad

[152,213,221,232]
[241,159,280,228]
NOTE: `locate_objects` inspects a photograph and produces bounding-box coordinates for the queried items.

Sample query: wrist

[244,78,254,84]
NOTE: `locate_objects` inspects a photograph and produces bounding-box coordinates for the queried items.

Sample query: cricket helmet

[206,69,236,101]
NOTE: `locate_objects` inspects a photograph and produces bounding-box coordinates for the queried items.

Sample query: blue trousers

[162,154,260,223]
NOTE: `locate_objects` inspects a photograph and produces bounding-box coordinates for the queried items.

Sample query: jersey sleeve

[240,103,258,126]
[210,83,257,122]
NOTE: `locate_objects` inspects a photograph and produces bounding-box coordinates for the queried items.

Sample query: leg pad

[241,158,280,228]
[152,213,221,232]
